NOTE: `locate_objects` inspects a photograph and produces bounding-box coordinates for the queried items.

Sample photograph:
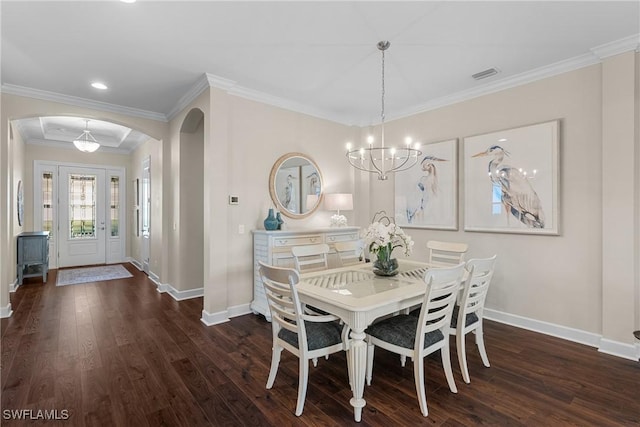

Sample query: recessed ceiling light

[91,82,108,90]
[121,0,136,3]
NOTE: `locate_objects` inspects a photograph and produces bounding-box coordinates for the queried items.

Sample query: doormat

[56,264,133,286]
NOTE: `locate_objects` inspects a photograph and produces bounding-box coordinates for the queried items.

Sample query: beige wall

[601,51,638,344]
[7,122,26,300]
[167,89,356,315]
[179,112,204,291]
[223,94,357,308]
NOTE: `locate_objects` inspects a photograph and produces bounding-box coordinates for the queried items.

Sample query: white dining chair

[259,261,346,416]
[365,263,465,417]
[291,243,330,273]
[427,240,468,267]
[399,240,468,319]
[449,255,496,384]
[334,240,365,267]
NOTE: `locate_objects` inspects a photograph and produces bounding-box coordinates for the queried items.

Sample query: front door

[58,166,107,267]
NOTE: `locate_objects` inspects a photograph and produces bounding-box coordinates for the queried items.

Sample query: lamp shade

[324,193,353,211]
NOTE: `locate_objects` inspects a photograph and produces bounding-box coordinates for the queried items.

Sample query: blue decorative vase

[264,208,279,230]
[276,212,284,230]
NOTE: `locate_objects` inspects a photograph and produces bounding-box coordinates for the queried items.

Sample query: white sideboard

[251,227,360,320]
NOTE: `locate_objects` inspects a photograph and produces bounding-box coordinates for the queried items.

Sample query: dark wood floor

[1,265,639,426]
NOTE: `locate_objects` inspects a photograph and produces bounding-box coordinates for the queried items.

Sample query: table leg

[347,329,367,422]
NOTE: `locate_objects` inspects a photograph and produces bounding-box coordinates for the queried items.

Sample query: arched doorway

[178,109,205,291]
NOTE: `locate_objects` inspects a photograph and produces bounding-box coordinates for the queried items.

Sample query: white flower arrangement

[330,214,348,227]
[363,214,414,259]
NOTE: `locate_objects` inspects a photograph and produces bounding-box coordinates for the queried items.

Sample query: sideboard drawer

[273,235,323,247]
[326,232,360,243]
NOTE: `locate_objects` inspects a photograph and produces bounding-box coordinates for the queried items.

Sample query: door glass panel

[42,172,54,238]
[69,174,96,239]
[110,176,119,237]
[142,177,150,236]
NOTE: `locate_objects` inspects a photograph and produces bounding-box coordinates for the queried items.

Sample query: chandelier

[346,41,422,180]
[73,120,100,153]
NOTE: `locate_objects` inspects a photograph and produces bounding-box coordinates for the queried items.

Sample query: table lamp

[324,193,353,227]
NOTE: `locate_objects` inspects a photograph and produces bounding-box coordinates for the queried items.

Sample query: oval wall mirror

[269,152,323,219]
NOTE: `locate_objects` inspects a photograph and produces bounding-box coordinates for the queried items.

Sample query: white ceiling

[2,1,639,151]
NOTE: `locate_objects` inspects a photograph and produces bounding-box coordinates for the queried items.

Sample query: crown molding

[1,84,167,122]
[168,72,356,125]
[26,138,134,155]
[591,33,640,59]
[385,34,640,125]
[205,73,237,91]
[174,34,638,126]
[165,73,237,120]
[4,34,638,129]
[387,51,602,124]
[227,84,352,125]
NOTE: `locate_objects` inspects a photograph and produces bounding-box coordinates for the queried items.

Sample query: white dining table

[297,259,431,422]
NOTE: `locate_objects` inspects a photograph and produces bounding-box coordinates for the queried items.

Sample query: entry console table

[251,227,360,319]
[17,231,50,285]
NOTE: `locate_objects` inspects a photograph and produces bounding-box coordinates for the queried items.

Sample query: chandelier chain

[381,48,385,124]
[344,40,422,180]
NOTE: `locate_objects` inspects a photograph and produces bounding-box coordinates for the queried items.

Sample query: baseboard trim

[201,309,230,326]
[151,276,203,301]
[9,279,19,293]
[166,284,204,301]
[484,308,638,361]
[148,271,165,293]
[598,338,640,361]
[484,308,601,347]
[0,303,13,318]
[228,303,252,319]
[128,258,143,271]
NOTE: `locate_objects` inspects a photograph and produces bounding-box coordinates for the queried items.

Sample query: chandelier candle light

[346,41,422,180]
[73,120,100,153]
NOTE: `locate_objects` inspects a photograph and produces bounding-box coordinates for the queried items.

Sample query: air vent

[472,67,500,80]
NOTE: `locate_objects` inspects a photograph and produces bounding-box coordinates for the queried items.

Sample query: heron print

[394,138,458,229]
[472,145,545,228]
[405,155,448,223]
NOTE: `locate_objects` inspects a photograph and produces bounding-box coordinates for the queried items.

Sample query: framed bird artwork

[394,138,458,230]
[463,120,560,235]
